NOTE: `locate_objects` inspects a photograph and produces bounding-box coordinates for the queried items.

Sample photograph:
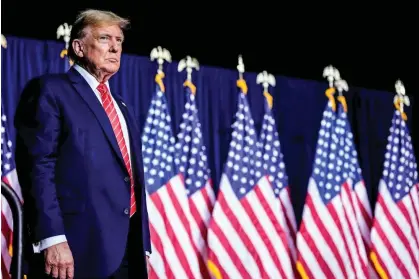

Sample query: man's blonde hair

[68,9,130,62]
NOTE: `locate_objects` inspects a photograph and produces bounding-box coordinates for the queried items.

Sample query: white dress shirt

[33,64,132,253]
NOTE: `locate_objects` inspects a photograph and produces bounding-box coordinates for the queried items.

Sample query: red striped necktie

[97,83,136,217]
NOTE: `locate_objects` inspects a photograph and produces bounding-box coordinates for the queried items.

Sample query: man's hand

[44,242,74,279]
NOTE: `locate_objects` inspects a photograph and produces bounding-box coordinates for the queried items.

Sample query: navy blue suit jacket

[14,67,151,278]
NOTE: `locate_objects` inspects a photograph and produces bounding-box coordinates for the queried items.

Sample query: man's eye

[99,36,109,41]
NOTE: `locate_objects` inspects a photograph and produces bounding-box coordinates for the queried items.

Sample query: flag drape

[335,101,378,278]
[207,81,294,279]
[142,77,202,279]
[296,94,369,279]
[370,109,419,279]
[174,83,215,278]
[258,92,297,265]
[1,101,23,279]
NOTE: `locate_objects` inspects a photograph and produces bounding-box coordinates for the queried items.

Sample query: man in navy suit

[14,9,151,279]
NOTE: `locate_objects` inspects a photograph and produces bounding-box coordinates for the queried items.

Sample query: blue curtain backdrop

[1,36,416,223]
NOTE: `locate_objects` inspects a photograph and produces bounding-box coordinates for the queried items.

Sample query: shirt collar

[73,64,111,92]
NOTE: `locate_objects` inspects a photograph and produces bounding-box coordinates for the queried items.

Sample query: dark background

[2,1,417,94]
[2,1,419,223]
[2,0,419,149]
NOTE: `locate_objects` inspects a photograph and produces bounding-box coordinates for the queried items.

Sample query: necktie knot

[97,83,109,96]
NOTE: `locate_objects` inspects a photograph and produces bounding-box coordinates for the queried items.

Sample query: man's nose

[109,40,121,52]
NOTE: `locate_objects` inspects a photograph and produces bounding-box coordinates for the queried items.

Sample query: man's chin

[103,64,120,74]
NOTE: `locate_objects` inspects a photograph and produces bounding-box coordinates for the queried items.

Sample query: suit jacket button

[124,176,130,182]
[124,208,129,215]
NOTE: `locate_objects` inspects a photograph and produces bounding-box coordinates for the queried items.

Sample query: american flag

[296,99,369,279]
[1,103,23,279]
[258,93,297,264]
[336,103,378,278]
[207,84,294,279]
[142,82,202,279]
[174,85,215,278]
[370,109,419,278]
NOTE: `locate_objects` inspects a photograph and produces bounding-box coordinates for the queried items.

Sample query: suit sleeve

[14,78,65,242]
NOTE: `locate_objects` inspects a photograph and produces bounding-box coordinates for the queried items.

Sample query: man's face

[78,24,124,75]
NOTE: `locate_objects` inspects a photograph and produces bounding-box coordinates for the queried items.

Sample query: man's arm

[15,77,66,241]
[15,78,74,278]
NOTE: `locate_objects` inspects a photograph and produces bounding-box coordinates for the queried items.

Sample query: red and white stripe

[352,180,372,248]
[370,180,419,278]
[1,194,13,279]
[296,178,369,279]
[279,186,297,262]
[188,179,215,277]
[352,179,380,278]
[1,170,22,279]
[146,174,203,279]
[207,174,294,279]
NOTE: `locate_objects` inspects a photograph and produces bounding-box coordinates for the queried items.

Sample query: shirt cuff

[33,235,67,253]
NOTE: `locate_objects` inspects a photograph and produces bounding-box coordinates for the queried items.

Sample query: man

[14,9,151,279]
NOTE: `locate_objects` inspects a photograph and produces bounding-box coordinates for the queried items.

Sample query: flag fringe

[296,260,309,279]
[207,260,222,279]
[370,251,388,279]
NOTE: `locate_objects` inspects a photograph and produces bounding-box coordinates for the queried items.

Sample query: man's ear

[72,39,84,58]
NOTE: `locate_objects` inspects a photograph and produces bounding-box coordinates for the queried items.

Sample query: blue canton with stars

[142,85,178,194]
[336,104,363,187]
[174,86,211,196]
[381,110,418,202]
[1,104,15,178]
[224,92,259,199]
[257,98,288,197]
[311,101,349,204]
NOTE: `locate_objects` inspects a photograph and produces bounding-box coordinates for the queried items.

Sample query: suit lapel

[115,96,139,153]
[114,95,145,185]
[67,67,126,172]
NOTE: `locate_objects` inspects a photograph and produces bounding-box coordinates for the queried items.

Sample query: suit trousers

[109,213,148,279]
[26,214,148,279]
